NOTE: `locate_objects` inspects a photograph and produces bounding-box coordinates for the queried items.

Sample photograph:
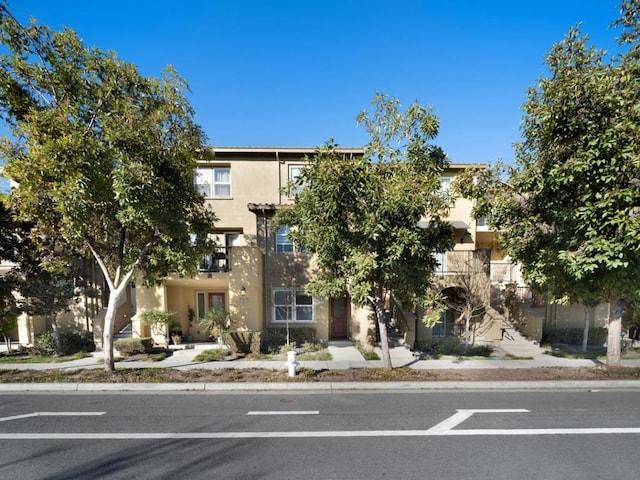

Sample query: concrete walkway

[2,343,640,372]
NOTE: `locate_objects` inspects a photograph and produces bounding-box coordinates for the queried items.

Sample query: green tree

[456,1,640,366]
[0,6,217,371]
[277,94,453,369]
[0,196,23,353]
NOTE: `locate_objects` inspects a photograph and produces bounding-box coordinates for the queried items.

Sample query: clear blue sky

[2,0,625,166]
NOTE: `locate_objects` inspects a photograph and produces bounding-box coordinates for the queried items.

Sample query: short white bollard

[287,350,299,377]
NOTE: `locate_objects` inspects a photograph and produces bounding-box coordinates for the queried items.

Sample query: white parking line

[247,411,320,415]
[1,409,640,440]
[0,412,106,423]
[1,427,640,440]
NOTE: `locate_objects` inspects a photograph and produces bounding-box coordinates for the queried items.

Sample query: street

[0,390,639,479]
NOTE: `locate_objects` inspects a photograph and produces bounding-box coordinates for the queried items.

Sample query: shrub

[416,337,461,355]
[32,330,96,356]
[114,337,154,356]
[266,327,315,348]
[194,349,230,362]
[223,331,262,355]
[138,310,174,325]
[542,327,608,346]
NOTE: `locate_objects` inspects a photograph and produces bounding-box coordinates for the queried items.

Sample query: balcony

[199,247,230,272]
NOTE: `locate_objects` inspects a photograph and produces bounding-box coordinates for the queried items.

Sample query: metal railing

[199,247,231,272]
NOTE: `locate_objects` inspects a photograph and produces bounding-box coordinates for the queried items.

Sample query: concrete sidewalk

[2,343,640,371]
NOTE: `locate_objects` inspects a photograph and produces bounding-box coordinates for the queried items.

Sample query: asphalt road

[0,390,639,479]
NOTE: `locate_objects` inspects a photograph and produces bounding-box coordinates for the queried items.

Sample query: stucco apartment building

[131,147,507,348]
[4,147,609,349]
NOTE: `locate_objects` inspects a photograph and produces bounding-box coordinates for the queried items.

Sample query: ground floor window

[432,311,447,338]
[273,288,314,323]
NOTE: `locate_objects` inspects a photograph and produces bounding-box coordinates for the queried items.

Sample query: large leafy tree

[0,5,216,370]
[277,94,453,369]
[456,1,640,366]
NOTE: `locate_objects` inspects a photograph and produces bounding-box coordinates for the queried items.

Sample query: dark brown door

[330,297,348,339]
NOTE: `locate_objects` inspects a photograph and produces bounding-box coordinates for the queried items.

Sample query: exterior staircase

[500,318,547,357]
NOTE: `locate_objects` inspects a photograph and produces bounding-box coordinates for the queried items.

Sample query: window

[195,167,231,198]
[432,311,446,338]
[273,288,314,323]
[435,251,448,274]
[289,165,304,196]
[275,225,305,252]
[439,176,451,191]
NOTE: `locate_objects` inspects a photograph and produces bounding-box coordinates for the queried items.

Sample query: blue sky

[1,0,625,168]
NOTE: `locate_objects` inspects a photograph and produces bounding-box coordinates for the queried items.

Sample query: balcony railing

[515,286,546,307]
[199,247,230,272]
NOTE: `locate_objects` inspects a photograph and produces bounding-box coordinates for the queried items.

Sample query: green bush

[223,331,262,355]
[416,337,461,355]
[415,338,493,357]
[114,337,154,356]
[32,330,96,356]
[542,327,608,346]
[194,349,230,362]
[265,327,315,348]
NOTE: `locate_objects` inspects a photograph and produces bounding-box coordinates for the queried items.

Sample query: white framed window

[195,167,231,198]
[289,165,304,196]
[273,288,314,323]
[275,225,305,252]
[435,251,448,274]
[439,176,451,192]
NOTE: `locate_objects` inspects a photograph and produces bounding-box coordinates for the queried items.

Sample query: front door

[208,292,225,311]
[330,297,348,339]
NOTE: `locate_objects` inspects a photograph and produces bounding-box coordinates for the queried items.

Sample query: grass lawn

[0,352,91,364]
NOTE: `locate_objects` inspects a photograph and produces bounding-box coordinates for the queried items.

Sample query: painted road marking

[0,412,106,423]
[1,409,640,439]
[428,409,530,433]
[247,411,320,416]
[1,427,640,440]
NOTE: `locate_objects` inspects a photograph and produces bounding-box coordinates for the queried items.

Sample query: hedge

[114,337,155,356]
[222,331,262,355]
[541,327,608,346]
[32,330,96,356]
[266,327,315,347]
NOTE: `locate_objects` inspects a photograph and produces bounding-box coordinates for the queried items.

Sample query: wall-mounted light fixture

[240,286,246,297]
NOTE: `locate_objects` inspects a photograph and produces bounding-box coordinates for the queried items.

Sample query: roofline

[209,147,485,168]
[211,146,365,155]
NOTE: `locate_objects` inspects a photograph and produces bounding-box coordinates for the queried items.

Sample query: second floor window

[195,167,231,198]
[275,225,305,252]
[435,251,448,274]
[289,165,304,197]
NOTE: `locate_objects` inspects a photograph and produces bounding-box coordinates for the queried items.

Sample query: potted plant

[199,308,229,345]
[185,306,195,342]
[169,321,183,345]
[138,309,175,345]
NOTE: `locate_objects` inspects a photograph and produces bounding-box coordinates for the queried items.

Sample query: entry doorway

[329,297,349,339]
[194,292,226,341]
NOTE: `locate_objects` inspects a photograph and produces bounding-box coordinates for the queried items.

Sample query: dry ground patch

[1,366,639,384]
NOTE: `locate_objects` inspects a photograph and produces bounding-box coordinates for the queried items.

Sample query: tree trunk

[50,316,62,355]
[581,305,590,353]
[606,297,624,367]
[102,280,130,372]
[371,287,392,370]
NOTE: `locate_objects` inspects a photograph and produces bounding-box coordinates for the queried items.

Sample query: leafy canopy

[0,7,216,283]
[455,13,640,305]
[277,94,454,310]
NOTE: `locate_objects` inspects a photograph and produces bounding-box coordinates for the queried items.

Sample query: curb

[1,379,640,392]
